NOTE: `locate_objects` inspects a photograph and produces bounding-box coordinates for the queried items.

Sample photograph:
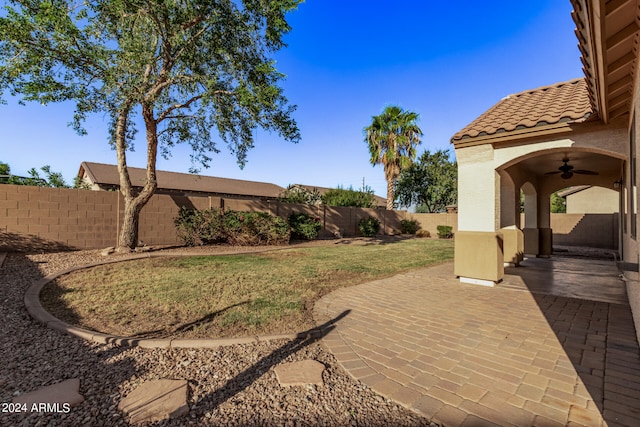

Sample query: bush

[174,208,290,246]
[321,186,376,208]
[288,212,322,240]
[174,207,225,246]
[400,219,419,234]
[436,225,454,239]
[224,210,290,245]
[279,185,322,205]
[358,216,381,237]
[416,229,431,238]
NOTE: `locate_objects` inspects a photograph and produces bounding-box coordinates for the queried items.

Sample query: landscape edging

[24,252,315,349]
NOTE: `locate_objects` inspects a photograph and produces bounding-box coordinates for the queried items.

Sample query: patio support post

[522,182,540,256]
[454,147,505,285]
[539,189,552,257]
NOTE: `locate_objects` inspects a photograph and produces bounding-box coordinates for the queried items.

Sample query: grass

[41,238,454,339]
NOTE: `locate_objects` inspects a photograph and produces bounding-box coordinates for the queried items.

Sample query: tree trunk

[386,179,394,210]
[114,102,159,253]
[118,197,143,250]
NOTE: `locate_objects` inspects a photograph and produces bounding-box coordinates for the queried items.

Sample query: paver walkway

[314,258,640,426]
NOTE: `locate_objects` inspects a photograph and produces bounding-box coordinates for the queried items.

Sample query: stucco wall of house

[625,66,640,346]
[456,122,627,234]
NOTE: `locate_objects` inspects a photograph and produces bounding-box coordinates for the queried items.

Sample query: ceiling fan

[544,157,599,179]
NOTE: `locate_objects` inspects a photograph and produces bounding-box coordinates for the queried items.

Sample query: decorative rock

[118,379,189,424]
[12,378,84,409]
[274,360,325,387]
[100,247,115,256]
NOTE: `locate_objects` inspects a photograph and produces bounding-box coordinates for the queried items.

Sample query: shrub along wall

[0,184,406,251]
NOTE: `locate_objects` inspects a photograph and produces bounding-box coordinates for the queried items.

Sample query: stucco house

[451,3,635,273]
[451,0,640,338]
[78,161,285,200]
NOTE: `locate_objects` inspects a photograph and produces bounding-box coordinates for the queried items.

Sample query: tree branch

[155,94,203,123]
[155,90,234,123]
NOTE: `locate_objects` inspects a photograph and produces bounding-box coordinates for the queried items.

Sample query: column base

[459,276,498,287]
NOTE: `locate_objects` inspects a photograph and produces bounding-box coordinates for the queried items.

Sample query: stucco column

[457,146,500,231]
[455,145,504,285]
[538,190,552,257]
[499,170,518,228]
[522,182,540,255]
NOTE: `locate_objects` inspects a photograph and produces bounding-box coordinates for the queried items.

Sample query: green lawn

[41,238,454,339]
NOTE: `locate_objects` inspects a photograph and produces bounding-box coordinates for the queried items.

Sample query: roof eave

[452,122,579,148]
[572,0,640,124]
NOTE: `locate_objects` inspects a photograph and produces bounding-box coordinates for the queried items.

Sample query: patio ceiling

[507,151,623,186]
[572,0,640,122]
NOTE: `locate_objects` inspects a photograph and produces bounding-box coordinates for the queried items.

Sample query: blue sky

[0,1,582,198]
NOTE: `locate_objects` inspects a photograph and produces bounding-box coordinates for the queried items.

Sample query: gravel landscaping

[0,247,440,426]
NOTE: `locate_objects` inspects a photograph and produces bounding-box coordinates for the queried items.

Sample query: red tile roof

[452,78,594,143]
[79,162,285,198]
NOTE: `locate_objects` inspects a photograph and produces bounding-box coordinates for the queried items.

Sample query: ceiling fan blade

[574,170,599,175]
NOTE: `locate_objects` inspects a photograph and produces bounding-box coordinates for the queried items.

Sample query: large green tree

[394,149,457,213]
[364,105,422,210]
[0,0,301,252]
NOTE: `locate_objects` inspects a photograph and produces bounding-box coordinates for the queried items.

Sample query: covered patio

[450,0,640,350]
[452,78,627,286]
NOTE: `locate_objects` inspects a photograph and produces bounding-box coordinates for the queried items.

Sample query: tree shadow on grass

[41,282,252,340]
[39,279,83,327]
[173,301,250,335]
[195,309,351,411]
[129,301,252,339]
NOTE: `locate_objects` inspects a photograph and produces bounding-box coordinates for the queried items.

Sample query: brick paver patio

[314,257,640,426]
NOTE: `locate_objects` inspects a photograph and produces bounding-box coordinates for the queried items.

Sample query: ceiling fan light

[561,172,573,179]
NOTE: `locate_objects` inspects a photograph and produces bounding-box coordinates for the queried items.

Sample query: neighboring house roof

[451,78,593,144]
[291,184,387,207]
[78,162,285,198]
[557,185,592,198]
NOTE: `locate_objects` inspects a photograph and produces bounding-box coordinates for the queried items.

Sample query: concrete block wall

[410,213,458,238]
[550,213,618,249]
[137,193,211,247]
[1,185,119,251]
[0,185,408,251]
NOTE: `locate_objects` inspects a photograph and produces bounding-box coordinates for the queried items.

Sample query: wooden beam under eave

[607,51,636,74]
[608,101,630,119]
[608,91,631,108]
[606,22,638,51]
[608,74,633,96]
[609,104,630,119]
[605,0,631,15]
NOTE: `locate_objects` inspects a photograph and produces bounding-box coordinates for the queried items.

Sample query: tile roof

[451,78,594,143]
[79,162,285,198]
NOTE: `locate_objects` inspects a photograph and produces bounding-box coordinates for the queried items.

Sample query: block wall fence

[0,184,618,252]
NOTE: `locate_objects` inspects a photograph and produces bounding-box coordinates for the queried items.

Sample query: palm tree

[365,105,423,209]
